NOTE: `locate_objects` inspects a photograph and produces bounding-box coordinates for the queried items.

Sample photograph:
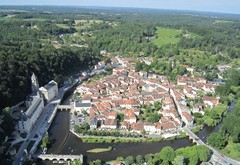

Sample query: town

[72,56,219,136]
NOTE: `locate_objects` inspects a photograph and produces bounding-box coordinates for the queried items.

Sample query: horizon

[0,0,240,15]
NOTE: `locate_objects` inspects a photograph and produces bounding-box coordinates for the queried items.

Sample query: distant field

[213,20,234,24]
[152,27,182,47]
[56,24,70,29]
[75,19,103,24]
[23,18,48,22]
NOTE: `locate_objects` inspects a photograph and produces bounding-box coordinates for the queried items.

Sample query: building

[74,102,91,113]
[18,94,44,133]
[17,73,44,133]
[40,80,58,102]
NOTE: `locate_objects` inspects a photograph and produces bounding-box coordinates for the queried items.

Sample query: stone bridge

[183,127,205,145]
[38,154,83,162]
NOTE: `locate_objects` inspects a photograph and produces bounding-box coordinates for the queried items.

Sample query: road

[13,81,78,165]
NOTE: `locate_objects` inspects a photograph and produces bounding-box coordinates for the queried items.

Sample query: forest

[1,5,240,163]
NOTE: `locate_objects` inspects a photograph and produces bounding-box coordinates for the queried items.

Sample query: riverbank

[70,129,187,143]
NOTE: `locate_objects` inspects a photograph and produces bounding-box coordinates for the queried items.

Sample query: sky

[0,0,240,14]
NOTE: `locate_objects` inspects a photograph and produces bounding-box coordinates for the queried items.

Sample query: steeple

[31,73,39,94]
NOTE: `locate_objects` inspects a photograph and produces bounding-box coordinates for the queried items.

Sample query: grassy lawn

[56,24,70,29]
[87,146,112,153]
[153,27,182,47]
[221,140,240,161]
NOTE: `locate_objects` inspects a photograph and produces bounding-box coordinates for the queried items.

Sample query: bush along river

[40,88,229,164]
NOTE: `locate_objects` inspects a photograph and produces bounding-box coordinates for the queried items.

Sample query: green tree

[72,160,83,165]
[136,155,144,164]
[89,159,101,165]
[41,135,50,149]
[125,156,135,165]
[146,113,162,123]
[172,156,185,165]
[196,145,210,162]
[159,146,175,164]
[207,132,227,149]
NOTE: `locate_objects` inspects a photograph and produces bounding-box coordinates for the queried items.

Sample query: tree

[196,145,210,162]
[207,132,227,149]
[146,113,162,123]
[136,155,144,164]
[144,153,153,162]
[159,146,175,164]
[125,156,135,165]
[72,160,83,165]
[89,159,101,165]
[172,156,185,165]
[41,135,50,149]
[116,156,124,161]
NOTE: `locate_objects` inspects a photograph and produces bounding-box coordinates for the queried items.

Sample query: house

[217,65,231,72]
[203,96,219,109]
[182,112,194,126]
[82,94,92,103]
[114,99,139,108]
[39,80,58,102]
[144,122,156,134]
[131,121,144,133]
[107,111,118,119]
[89,118,98,130]
[101,119,117,129]
[202,84,215,93]
[120,121,129,129]
[124,109,137,124]
[94,61,106,70]
[182,65,194,73]
[74,102,91,113]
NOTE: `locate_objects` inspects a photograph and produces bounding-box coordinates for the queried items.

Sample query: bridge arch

[52,158,58,162]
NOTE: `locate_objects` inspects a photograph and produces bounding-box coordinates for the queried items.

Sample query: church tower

[31,73,39,94]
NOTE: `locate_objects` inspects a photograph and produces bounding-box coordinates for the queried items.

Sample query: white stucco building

[18,93,44,133]
[39,80,58,102]
[17,73,44,133]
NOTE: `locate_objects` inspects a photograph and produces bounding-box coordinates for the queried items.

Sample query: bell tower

[31,73,39,94]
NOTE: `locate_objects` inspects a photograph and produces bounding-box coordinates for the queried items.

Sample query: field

[23,18,48,22]
[56,24,70,29]
[75,19,103,24]
[213,20,234,24]
[152,27,182,47]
